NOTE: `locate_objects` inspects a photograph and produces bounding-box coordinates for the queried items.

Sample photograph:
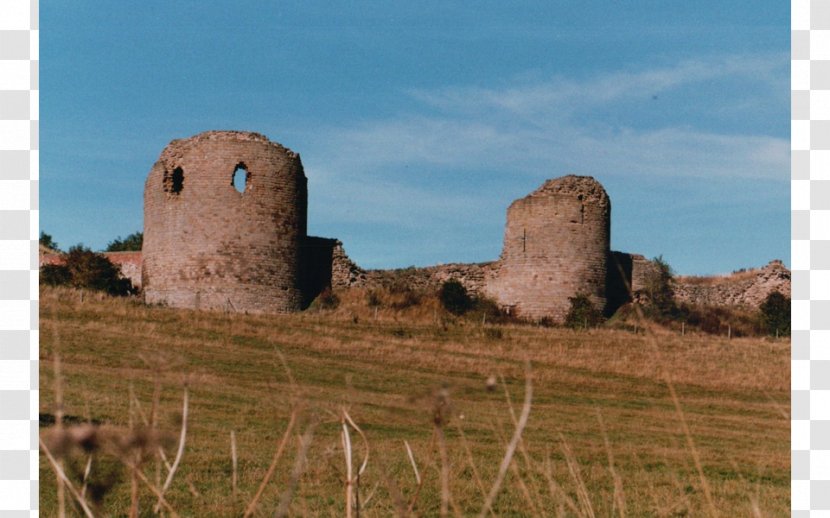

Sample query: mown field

[40,287,790,516]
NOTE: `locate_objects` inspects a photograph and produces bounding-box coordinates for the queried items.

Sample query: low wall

[674,260,791,308]
[40,251,143,289]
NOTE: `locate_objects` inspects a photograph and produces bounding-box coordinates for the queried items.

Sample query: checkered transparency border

[0,0,816,516]
[0,0,38,515]
[793,0,830,515]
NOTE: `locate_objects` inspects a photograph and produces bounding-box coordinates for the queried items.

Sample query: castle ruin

[484,176,610,321]
[46,129,783,321]
[142,131,336,313]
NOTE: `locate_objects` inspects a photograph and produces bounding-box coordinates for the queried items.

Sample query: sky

[41,1,790,275]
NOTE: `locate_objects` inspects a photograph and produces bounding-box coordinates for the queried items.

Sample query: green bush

[40,245,135,296]
[439,280,473,315]
[564,293,604,329]
[106,232,143,252]
[469,296,507,323]
[40,264,71,286]
[40,231,61,252]
[643,255,676,317]
[759,291,790,337]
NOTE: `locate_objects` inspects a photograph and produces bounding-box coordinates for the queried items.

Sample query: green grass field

[39,287,789,516]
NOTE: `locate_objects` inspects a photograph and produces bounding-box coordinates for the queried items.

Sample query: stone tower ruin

[142,131,309,312]
[485,175,611,321]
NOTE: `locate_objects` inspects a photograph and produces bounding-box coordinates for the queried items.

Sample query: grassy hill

[39,287,789,516]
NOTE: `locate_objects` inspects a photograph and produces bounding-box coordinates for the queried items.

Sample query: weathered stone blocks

[485,175,611,322]
[142,131,307,312]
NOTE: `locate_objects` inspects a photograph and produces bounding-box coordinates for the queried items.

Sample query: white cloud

[408,53,788,119]
[309,53,788,187]
[302,53,789,268]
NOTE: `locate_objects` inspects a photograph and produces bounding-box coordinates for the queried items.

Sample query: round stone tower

[142,131,307,313]
[485,175,610,322]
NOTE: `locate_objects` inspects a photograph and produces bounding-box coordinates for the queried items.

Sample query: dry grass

[675,269,761,286]
[40,286,789,516]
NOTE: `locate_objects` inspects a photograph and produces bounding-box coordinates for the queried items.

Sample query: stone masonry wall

[142,131,307,313]
[329,239,497,297]
[360,262,498,295]
[331,242,368,289]
[630,254,658,294]
[484,176,610,321]
[104,252,142,289]
[674,260,791,308]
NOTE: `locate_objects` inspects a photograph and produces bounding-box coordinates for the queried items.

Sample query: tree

[564,293,604,329]
[759,291,790,337]
[643,255,676,316]
[40,232,60,252]
[106,232,143,252]
[40,264,71,286]
[40,245,135,296]
[439,280,472,315]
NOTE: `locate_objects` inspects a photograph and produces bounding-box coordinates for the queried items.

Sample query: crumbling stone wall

[674,260,791,308]
[142,131,307,312]
[484,176,610,321]
[329,244,497,297]
[630,254,658,294]
[358,262,497,295]
[103,252,142,289]
[605,253,661,308]
[331,242,368,289]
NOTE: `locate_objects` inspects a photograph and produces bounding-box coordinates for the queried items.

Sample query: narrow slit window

[232,163,250,194]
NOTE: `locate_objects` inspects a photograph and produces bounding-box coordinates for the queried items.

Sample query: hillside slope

[39,287,789,516]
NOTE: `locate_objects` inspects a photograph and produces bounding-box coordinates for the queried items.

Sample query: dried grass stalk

[53,350,67,518]
[499,375,545,509]
[542,448,582,517]
[404,440,421,485]
[406,430,436,514]
[342,419,354,518]
[155,385,189,512]
[560,434,596,518]
[243,409,298,517]
[623,264,719,517]
[478,362,533,518]
[341,409,370,518]
[230,430,238,496]
[40,437,96,518]
[126,458,181,517]
[275,422,317,518]
[596,409,626,517]
[435,426,451,517]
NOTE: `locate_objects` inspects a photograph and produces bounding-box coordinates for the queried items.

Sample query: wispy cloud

[302,53,788,269]
[408,53,788,119]
[309,53,788,185]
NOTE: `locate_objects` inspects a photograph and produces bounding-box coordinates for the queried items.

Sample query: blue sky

[42,1,789,275]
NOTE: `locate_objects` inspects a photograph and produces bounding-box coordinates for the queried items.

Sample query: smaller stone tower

[142,131,307,312]
[485,175,611,321]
